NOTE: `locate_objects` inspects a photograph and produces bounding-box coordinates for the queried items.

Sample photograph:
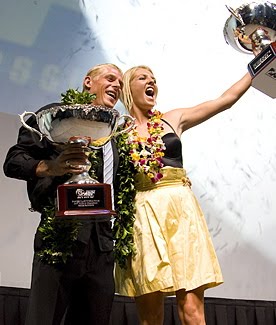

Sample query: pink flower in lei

[127,109,166,183]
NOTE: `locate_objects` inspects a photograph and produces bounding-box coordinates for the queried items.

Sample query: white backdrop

[0,0,275,300]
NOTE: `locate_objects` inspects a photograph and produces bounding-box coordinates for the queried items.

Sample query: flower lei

[113,109,166,268]
[113,131,137,268]
[37,203,82,265]
[128,109,166,183]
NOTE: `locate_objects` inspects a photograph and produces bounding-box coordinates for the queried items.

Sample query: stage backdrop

[0,0,275,301]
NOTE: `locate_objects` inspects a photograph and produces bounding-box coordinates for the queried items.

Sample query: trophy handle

[225,5,245,26]
[113,114,136,136]
[89,114,136,148]
[19,111,44,141]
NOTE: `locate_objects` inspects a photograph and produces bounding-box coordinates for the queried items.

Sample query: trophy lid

[223,1,276,54]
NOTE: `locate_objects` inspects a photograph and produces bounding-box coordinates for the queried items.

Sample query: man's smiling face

[84,66,123,108]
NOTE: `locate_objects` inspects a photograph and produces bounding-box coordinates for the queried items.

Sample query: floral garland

[37,202,82,265]
[113,109,166,268]
[128,109,166,183]
[113,131,137,269]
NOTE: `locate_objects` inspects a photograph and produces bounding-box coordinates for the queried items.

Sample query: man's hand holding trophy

[224,1,276,98]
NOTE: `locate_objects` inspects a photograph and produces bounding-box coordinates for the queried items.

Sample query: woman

[115,65,252,325]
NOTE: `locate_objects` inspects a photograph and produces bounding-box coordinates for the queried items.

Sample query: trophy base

[248,42,276,98]
[56,183,116,217]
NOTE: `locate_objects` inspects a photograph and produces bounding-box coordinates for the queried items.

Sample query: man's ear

[83,75,92,89]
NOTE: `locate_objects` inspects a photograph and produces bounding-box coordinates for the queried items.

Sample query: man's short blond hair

[82,63,123,91]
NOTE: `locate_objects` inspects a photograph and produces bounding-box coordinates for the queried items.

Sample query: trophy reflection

[20,104,135,217]
[223,1,276,98]
[64,136,97,185]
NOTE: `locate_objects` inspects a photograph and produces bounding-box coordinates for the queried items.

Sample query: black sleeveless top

[161,119,183,168]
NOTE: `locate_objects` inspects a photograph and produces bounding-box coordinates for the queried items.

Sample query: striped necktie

[103,141,114,209]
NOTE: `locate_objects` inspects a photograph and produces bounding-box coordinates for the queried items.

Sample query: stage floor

[1,286,276,324]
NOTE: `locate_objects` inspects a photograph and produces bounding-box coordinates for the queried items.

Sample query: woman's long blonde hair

[121,65,155,112]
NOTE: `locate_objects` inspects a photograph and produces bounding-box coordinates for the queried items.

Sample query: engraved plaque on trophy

[223,1,276,98]
[19,104,135,217]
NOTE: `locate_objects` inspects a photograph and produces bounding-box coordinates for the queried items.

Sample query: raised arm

[164,72,252,135]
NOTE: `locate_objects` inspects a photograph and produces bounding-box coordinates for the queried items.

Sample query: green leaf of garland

[113,131,137,269]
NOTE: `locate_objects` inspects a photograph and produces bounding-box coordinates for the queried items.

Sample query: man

[3,63,123,325]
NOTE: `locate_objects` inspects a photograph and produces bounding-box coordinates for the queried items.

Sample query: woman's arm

[164,72,252,135]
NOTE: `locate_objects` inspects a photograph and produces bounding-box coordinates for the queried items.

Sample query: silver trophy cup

[20,104,135,217]
[224,1,276,98]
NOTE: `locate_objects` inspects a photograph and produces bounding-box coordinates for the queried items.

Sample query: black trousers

[25,218,115,325]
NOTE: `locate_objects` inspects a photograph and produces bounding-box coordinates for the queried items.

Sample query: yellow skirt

[115,167,223,297]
